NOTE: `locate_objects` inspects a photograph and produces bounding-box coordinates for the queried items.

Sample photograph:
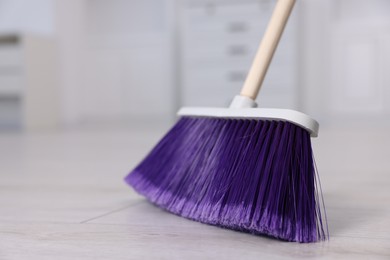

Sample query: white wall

[82,0,176,123]
[54,0,88,126]
[0,0,55,35]
[54,0,176,125]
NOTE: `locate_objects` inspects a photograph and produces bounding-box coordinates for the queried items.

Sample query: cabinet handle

[227,45,248,56]
[227,71,247,82]
[227,22,248,33]
[0,35,19,45]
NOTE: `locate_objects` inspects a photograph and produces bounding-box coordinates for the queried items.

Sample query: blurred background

[0,0,389,131]
[1,2,390,255]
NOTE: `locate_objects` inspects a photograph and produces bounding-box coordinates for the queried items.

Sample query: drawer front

[185,1,272,30]
[182,16,266,50]
[182,66,249,106]
[183,42,259,66]
[0,97,22,129]
[0,47,22,68]
[183,18,266,41]
[181,1,270,48]
[0,75,23,96]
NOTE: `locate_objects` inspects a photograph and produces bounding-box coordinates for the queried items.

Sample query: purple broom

[125,0,328,243]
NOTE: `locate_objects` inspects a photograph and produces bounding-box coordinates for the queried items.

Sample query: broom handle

[240,0,296,100]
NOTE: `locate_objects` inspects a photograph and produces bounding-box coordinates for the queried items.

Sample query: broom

[125,0,328,243]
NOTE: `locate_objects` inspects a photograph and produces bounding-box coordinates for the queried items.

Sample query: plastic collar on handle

[229,95,258,108]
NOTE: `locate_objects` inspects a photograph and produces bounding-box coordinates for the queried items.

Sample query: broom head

[125,107,327,243]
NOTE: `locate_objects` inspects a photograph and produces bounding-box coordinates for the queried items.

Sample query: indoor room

[0,0,389,259]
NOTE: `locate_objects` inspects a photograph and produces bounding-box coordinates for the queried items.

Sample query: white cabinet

[0,34,59,130]
[301,0,390,123]
[179,0,299,109]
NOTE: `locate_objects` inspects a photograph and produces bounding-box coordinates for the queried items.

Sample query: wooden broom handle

[240,0,296,100]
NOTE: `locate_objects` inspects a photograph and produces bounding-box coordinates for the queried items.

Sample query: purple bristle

[125,117,328,243]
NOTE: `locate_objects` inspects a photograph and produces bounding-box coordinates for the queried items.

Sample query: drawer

[185,16,266,35]
[183,1,272,38]
[181,92,230,107]
[182,17,267,45]
[0,75,23,96]
[181,60,297,105]
[0,96,22,129]
[183,42,258,66]
[182,33,262,51]
[181,66,249,106]
[0,46,22,68]
[185,1,272,28]
[182,85,237,107]
[183,66,249,88]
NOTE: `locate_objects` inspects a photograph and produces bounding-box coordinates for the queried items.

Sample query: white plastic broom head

[178,96,319,138]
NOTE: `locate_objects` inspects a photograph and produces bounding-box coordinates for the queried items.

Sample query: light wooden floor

[1,123,389,259]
